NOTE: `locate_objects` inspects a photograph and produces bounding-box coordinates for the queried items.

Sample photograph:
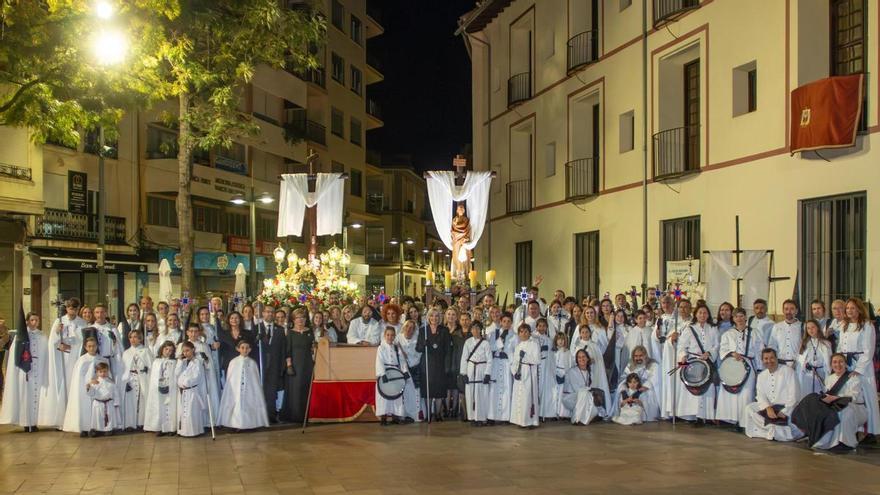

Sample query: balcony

[567,30,599,72]
[298,67,326,89]
[565,158,599,200]
[653,0,700,27]
[508,72,531,107]
[365,1,384,38]
[283,109,327,146]
[34,208,127,244]
[652,125,700,181]
[0,162,32,181]
[366,193,384,214]
[366,99,383,129]
[506,179,532,215]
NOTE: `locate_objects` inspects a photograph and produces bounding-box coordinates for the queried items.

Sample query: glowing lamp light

[93,29,128,66]
[95,1,114,19]
[258,192,274,204]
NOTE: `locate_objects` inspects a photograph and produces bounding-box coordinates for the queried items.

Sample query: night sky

[367,0,474,171]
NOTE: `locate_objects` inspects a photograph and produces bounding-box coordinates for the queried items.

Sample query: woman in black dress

[445,308,467,418]
[281,308,314,423]
[218,311,253,375]
[416,308,451,422]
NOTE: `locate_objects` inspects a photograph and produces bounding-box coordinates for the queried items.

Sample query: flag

[790,74,863,154]
[13,302,30,373]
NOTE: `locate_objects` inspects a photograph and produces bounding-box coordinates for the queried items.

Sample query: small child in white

[612,373,646,425]
[176,341,208,437]
[144,341,179,437]
[219,340,269,431]
[86,361,120,436]
[375,327,408,426]
[120,330,153,431]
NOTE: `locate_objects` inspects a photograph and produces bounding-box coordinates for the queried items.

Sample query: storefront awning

[158,249,266,274]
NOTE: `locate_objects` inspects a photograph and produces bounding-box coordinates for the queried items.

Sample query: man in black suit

[256,305,286,423]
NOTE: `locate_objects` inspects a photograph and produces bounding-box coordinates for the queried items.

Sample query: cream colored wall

[470,0,880,314]
[0,126,44,215]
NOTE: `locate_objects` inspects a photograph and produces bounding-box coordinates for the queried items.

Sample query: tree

[1,1,324,296]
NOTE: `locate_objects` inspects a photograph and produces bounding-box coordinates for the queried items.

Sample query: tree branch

[0,78,41,114]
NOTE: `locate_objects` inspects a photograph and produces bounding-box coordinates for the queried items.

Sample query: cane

[202,357,216,440]
[671,298,680,427]
[301,363,315,433]
[422,322,431,424]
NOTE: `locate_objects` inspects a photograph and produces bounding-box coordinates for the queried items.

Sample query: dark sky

[367,0,474,171]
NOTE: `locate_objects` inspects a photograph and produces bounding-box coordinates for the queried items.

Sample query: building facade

[461,0,878,313]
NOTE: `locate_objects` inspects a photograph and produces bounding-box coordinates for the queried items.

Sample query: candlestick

[444,270,452,290]
[425,269,434,285]
[468,270,477,287]
[486,269,496,286]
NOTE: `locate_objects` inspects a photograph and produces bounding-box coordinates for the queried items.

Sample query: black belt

[96,398,112,403]
[469,361,487,365]
[180,385,198,390]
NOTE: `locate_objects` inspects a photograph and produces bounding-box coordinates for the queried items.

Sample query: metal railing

[567,30,600,71]
[653,0,700,26]
[506,180,532,214]
[34,208,127,244]
[284,109,327,146]
[366,98,382,120]
[508,72,531,106]
[565,158,599,200]
[366,193,384,214]
[0,162,32,181]
[652,125,700,180]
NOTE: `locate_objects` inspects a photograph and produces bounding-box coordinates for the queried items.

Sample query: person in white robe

[219,341,269,430]
[375,328,408,424]
[569,307,607,356]
[716,309,764,426]
[563,345,610,425]
[0,313,47,431]
[85,362,119,436]
[197,306,221,391]
[349,305,382,345]
[531,318,552,416]
[487,313,515,423]
[460,322,494,425]
[623,311,654,362]
[609,346,661,422]
[395,320,422,422]
[543,333,571,419]
[838,298,879,434]
[176,341,208,437]
[62,338,109,436]
[810,353,868,450]
[767,300,802,368]
[570,325,602,369]
[150,313,182,355]
[749,299,776,346]
[609,309,630,380]
[510,323,542,428]
[546,300,569,341]
[514,300,542,335]
[795,320,833,400]
[177,323,220,423]
[825,299,846,348]
[117,303,142,350]
[144,341,179,436]
[743,348,802,441]
[613,373,647,425]
[675,305,719,421]
[656,298,692,419]
[119,330,153,430]
[41,300,86,428]
[92,305,124,380]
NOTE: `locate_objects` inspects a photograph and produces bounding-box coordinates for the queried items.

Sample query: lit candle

[468,270,477,286]
[425,269,434,285]
[486,269,496,286]
[444,270,452,288]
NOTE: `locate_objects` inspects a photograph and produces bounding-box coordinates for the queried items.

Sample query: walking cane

[423,322,431,424]
[301,357,316,433]
[671,298,680,427]
[202,357,216,440]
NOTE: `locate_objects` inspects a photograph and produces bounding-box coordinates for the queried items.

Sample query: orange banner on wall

[790,74,863,154]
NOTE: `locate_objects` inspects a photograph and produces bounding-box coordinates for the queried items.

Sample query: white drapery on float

[276,173,345,237]
[705,250,770,313]
[425,171,493,265]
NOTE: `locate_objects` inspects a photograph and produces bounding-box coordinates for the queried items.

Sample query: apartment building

[460,0,878,312]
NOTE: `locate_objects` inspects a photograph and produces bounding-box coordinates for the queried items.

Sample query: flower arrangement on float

[258,245,360,309]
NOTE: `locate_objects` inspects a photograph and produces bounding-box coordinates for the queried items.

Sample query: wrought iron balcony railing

[567,30,600,71]
[34,208,127,244]
[654,0,700,27]
[508,72,532,107]
[506,179,532,215]
[565,157,599,200]
[652,125,700,180]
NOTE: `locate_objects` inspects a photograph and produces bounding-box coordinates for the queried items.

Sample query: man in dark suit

[256,305,286,423]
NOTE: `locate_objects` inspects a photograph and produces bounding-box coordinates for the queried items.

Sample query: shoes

[88,430,97,438]
[125,427,135,433]
[156,432,165,437]
[403,417,415,424]
[80,432,88,438]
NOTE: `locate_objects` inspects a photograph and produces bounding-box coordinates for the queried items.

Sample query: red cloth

[790,74,864,153]
[307,381,377,422]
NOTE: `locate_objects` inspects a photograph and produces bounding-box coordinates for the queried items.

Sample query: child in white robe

[219,340,269,431]
[62,338,109,436]
[144,341,179,436]
[177,323,220,424]
[612,373,646,425]
[395,320,422,422]
[120,330,153,431]
[609,346,661,422]
[510,323,542,428]
[460,321,493,425]
[542,332,570,420]
[532,318,552,419]
[0,313,47,431]
[176,341,208,437]
[487,312,515,423]
[85,361,120,436]
[375,327,408,425]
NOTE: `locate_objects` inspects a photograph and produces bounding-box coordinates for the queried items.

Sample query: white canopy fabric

[158,258,173,303]
[276,173,345,237]
[705,250,770,312]
[234,263,247,296]
[426,171,493,258]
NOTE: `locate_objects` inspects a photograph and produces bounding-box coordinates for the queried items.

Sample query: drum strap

[689,326,709,361]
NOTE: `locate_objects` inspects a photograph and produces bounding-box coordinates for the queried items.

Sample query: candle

[486,269,496,286]
[444,270,452,288]
[468,270,477,286]
[425,269,434,285]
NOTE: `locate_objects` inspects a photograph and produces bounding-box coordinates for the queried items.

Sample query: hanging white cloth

[706,250,769,312]
[426,171,493,253]
[234,263,247,296]
[158,259,173,303]
[276,173,344,237]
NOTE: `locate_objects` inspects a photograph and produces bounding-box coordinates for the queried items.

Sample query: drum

[718,355,751,394]
[377,367,407,400]
[680,359,713,396]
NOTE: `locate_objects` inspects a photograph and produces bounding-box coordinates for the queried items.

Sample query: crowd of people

[0,286,878,453]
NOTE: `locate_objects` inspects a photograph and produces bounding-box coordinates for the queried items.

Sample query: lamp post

[389,237,414,296]
[231,188,274,298]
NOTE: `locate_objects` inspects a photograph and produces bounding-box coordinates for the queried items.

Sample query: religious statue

[451,202,472,279]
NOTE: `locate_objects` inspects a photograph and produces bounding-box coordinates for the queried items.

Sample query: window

[350,66,363,95]
[193,205,222,233]
[732,61,757,117]
[226,212,248,237]
[331,0,345,31]
[801,192,866,306]
[331,161,345,173]
[366,227,385,261]
[257,215,277,241]
[214,142,247,175]
[350,117,362,146]
[146,196,177,227]
[830,0,867,131]
[331,52,345,84]
[660,216,700,287]
[544,142,556,177]
[349,225,365,256]
[350,15,363,45]
[683,60,700,169]
[619,110,634,152]
[350,169,363,197]
[146,125,178,159]
[515,241,533,291]
[575,231,599,300]
[331,107,344,138]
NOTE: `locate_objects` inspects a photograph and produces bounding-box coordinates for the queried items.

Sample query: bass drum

[680,359,714,396]
[718,355,751,394]
[377,367,407,400]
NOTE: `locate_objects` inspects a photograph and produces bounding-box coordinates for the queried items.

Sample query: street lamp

[229,188,274,298]
[389,237,415,296]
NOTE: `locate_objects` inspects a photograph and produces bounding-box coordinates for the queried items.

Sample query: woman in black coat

[416,308,451,422]
[280,308,314,424]
[218,311,254,374]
